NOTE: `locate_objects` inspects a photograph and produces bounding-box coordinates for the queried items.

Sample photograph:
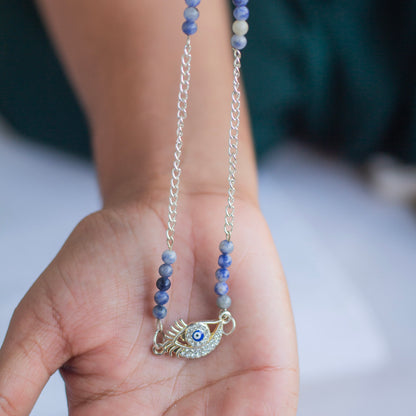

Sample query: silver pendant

[153,310,236,359]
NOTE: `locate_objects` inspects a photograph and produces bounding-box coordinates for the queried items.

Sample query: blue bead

[215,268,230,281]
[231,34,247,50]
[159,263,173,278]
[219,239,234,254]
[215,282,229,296]
[156,277,171,291]
[218,254,232,268]
[233,6,249,20]
[232,0,248,5]
[154,291,169,305]
[162,250,177,265]
[184,7,199,22]
[153,305,167,319]
[185,0,200,6]
[182,21,198,35]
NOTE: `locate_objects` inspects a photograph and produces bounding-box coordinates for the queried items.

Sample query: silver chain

[224,48,242,241]
[166,37,192,250]
[165,43,241,246]
[156,43,241,348]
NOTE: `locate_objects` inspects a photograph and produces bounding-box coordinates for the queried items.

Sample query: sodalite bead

[184,7,199,22]
[154,291,169,305]
[218,254,232,268]
[217,295,232,309]
[182,20,198,35]
[162,250,177,265]
[215,268,230,281]
[156,277,171,291]
[232,0,248,6]
[159,263,173,278]
[219,239,234,254]
[233,6,249,21]
[153,305,167,319]
[185,0,200,6]
[232,20,249,36]
[231,35,247,50]
[215,282,229,296]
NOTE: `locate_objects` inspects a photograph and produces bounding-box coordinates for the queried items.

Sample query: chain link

[224,49,242,241]
[165,43,241,246]
[166,37,192,250]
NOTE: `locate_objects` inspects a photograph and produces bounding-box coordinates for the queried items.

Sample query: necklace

[152,0,249,359]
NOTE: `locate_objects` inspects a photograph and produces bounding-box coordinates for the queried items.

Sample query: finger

[0,282,70,416]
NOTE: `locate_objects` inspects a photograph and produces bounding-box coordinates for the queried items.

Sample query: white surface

[0,126,100,416]
[259,146,416,415]
[0,123,415,415]
[259,174,388,383]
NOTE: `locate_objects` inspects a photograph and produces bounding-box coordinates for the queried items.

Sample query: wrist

[99,165,259,211]
[94,119,259,209]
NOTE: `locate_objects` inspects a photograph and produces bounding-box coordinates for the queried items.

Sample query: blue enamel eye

[192,330,204,342]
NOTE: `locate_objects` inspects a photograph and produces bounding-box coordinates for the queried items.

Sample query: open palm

[0,193,298,415]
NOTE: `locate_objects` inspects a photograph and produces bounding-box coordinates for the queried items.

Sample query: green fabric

[243,1,416,162]
[0,0,415,162]
[0,0,90,157]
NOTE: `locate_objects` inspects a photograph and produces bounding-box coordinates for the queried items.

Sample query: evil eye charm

[192,330,204,341]
[185,323,210,347]
[160,312,235,359]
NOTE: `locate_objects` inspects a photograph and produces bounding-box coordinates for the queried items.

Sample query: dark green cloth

[245,0,416,162]
[0,0,415,162]
[0,0,90,157]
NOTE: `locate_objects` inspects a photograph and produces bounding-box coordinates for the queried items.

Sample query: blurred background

[0,0,415,415]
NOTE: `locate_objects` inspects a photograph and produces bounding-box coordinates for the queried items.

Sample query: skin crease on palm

[0,0,299,414]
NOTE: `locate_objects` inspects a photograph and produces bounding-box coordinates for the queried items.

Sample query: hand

[0,192,298,415]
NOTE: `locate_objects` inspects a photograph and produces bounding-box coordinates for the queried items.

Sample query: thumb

[0,280,70,416]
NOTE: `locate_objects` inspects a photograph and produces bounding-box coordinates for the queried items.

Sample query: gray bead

[184,7,199,22]
[219,239,234,254]
[159,263,173,278]
[162,250,177,264]
[217,295,232,309]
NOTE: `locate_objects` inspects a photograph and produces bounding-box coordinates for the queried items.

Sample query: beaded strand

[152,0,249,331]
[153,250,177,319]
[231,0,249,50]
[182,0,201,36]
[215,239,234,309]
